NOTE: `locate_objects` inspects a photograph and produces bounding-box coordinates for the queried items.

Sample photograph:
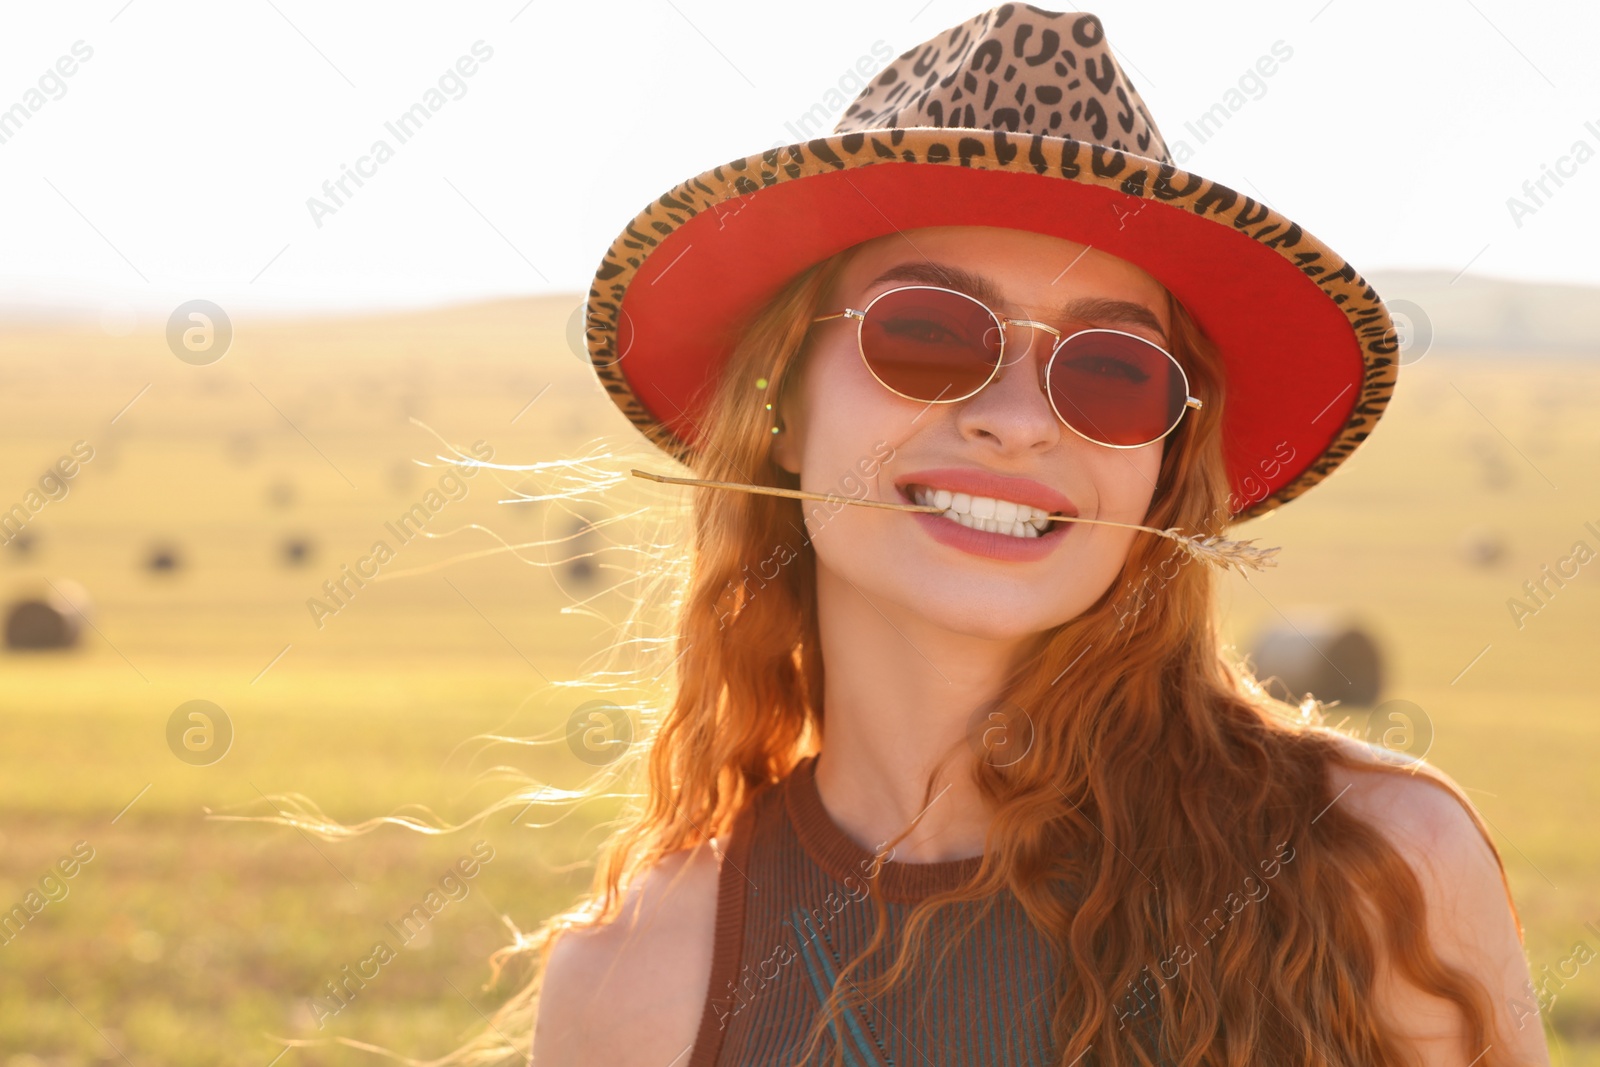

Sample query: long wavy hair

[259,239,1526,1067]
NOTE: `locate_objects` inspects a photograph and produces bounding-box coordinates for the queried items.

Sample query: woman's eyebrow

[866,261,1005,305]
[865,261,1169,341]
[1058,295,1169,342]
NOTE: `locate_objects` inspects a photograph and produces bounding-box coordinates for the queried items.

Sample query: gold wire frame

[810,284,1203,450]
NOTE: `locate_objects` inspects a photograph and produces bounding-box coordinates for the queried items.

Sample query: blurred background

[1,1,1597,1064]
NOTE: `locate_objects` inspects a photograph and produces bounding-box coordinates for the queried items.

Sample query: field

[0,295,1597,1064]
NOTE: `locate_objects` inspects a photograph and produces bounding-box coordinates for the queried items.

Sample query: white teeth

[908,485,1054,539]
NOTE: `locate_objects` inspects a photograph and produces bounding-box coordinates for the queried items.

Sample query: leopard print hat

[584,3,1398,521]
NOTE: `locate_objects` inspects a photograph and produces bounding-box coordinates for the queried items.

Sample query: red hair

[266,244,1525,1067]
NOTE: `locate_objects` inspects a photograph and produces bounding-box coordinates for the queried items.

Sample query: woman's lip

[895,483,1072,562]
[894,467,1078,518]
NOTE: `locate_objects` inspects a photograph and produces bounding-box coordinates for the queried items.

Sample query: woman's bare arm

[531,843,722,1066]
[1332,750,1551,1067]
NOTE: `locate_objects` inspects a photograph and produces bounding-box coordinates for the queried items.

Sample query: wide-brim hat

[583,3,1398,522]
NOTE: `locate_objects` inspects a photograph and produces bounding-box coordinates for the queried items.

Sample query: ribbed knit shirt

[685,754,1067,1067]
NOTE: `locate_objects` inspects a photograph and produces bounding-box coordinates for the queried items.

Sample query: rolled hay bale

[226,432,259,466]
[1467,434,1515,492]
[280,536,315,567]
[4,580,92,651]
[4,600,78,649]
[506,479,540,516]
[560,514,601,585]
[145,543,184,574]
[1459,527,1508,568]
[265,480,296,510]
[1479,459,1515,492]
[388,460,419,496]
[397,392,430,422]
[1245,609,1385,711]
[89,438,120,475]
[4,529,37,559]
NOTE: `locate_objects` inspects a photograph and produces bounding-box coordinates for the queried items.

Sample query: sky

[1,0,1595,323]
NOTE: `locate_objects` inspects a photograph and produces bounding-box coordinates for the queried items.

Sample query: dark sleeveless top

[685,754,1068,1067]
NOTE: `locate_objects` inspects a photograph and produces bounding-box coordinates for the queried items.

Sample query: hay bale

[397,392,429,420]
[4,530,37,558]
[1459,527,1507,568]
[1479,460,1514,492]
[266,481,296,510]
[389,461,419,496]
[1467,434,1515,491]
[1246,610,1385,710]
[226,433,258,466]
[562,515,600,585]
[4,599,79,649]
[145,543,183,574]
[90,440,119,475]
[4,583,91,650]
[281,537,315,567]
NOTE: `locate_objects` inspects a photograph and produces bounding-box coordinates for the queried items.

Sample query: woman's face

[773,225,1174,641]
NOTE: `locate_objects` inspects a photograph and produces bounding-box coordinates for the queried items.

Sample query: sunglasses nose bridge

[1003,316,1062,338]
[995,316,1063,368]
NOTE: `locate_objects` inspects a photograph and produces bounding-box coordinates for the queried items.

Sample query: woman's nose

[955,324,1062,449]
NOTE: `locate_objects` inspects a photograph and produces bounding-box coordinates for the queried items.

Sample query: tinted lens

[858,287,1002,403]
[1048,331,1187,446]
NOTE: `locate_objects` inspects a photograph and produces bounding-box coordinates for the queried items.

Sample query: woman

[515,7,1548,1066]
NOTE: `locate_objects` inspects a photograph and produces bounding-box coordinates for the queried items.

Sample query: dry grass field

[0,291,1596,1064]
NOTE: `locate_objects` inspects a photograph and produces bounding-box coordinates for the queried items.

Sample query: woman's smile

[902,493,1077,561]
[894,467,1078,562]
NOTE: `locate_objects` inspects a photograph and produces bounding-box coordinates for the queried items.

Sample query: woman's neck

[810,563,1031,864]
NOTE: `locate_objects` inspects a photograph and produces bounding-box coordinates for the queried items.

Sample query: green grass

[1,303,1597,1063]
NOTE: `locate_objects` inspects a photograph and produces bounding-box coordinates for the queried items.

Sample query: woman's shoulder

[1316,730,1492,859]
[532,840,724,1067]
[1316,730,1549,1064]
[1316,730,1506,904]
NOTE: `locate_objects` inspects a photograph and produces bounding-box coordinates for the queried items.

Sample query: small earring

[759,373,784,435]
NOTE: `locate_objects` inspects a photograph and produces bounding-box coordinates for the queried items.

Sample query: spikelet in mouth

[630,469,1280,573]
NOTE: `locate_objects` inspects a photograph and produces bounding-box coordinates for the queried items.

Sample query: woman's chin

[822,557,1091,640]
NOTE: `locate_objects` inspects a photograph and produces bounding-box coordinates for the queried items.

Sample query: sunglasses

[810,284,1202,449]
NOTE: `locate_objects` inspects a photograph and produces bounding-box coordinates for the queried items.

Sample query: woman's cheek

[1096,445,1164,522]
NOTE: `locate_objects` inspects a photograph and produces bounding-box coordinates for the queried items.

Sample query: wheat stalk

[629,468,1280,574]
